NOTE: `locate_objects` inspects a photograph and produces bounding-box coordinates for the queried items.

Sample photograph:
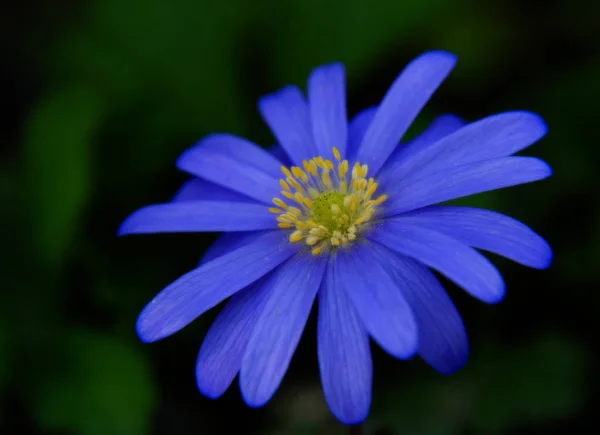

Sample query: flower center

[269,147,388,255]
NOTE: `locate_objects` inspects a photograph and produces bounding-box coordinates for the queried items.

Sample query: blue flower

[119,51,552,424]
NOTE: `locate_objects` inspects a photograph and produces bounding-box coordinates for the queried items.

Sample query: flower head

[273,148,387,254]
[119,51,552,424]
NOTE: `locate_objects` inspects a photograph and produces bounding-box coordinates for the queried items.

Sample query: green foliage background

[1,0,598,433]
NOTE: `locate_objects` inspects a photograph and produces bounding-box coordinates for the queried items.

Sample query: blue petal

[381,157,552,217]
[308,63,348,158]
[172,178,257,203]
[173,140,291,204]
[333,243,418,358]
[354,51,457,174]
[176,134,282,204]
[240,252,328,407]
[136,230,300,342]
[405,114,466,147]
[318,257,372,424]
[258,86,318,165]
[393,206,552,269]
[381,112,547,186]
[379,114,465,180]
[200,231,262,264]
[347,107,376,161]
[118,201,277,234]
[367,222,505,303]
[196,278,272,398]
[268,144,292,167]
[369,245,468,374]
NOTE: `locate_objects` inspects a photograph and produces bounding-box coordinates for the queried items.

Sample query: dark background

[1,0,598,434]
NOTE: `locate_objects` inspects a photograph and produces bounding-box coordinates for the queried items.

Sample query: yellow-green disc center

[310,191,349,231]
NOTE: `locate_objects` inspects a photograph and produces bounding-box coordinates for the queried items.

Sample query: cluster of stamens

[269,147,388,255]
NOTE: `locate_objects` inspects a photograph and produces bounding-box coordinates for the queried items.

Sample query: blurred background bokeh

[1,0,598,434]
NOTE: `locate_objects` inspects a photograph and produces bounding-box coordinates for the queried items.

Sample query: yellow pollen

[359,164,368,178]
[281,190,294,200]
[287,177,303,192]
[332,147,341,161]
[306,235,320,245]
[289,230,303,243]
[295,221,306,230]
[281,166,292,178]
[291,167,308,183]
[321,171,333,189]
[272,198,288,209]
[271,148,386,255]
[338,160,348,178]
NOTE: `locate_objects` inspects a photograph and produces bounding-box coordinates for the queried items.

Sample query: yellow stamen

[307,160,318,176]
[281,190,294,200]
[272,147,387,255]
[289,230,303,243]
[273,198,288,209]
[287,177,304,192]
[308,187,320,198]
[359,164,368,178]
[279,179,290,191]
[338,160,348,178]
[306,236,320,245]
[332,147,341,161]
[291,167,308,183]
[322,171,333,189]
[281,166,292,178]
[295,221,306,230]
[276,214,293,222]
[366,182,378,198]
[372,194,388,205]
[302,160,311,173]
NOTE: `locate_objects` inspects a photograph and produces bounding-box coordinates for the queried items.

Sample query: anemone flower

[119,50,552,424]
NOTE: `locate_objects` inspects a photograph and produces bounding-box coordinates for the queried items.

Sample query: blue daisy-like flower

[119,51,552,424]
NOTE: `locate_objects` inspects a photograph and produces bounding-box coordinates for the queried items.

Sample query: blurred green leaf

[520,62,600,279]
[373,333,587,435]
[22,87,101,269]
[427,5,521,90]
[269,0,453,84]
[36,0,257,190]
[524,63,600,189]
[469,334,586,433]
[33,329,156,435]
[0,319,11,389]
